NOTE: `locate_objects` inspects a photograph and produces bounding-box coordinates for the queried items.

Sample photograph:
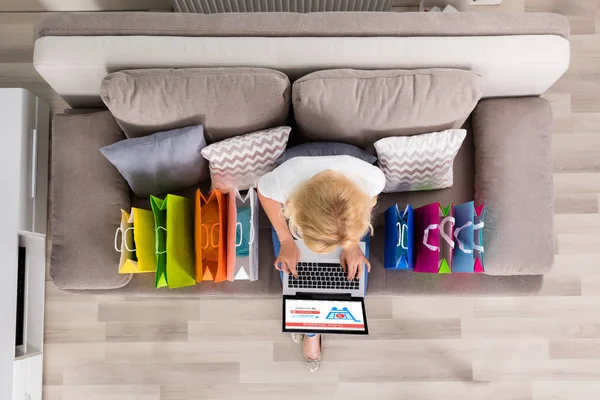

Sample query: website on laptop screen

[283,297,368,335]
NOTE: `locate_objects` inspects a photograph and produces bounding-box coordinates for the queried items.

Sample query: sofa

[33,11,571,296]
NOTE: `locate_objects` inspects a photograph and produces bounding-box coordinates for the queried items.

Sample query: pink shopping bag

[413,203,455,274]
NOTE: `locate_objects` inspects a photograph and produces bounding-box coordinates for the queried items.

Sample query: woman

[258,155,385,372]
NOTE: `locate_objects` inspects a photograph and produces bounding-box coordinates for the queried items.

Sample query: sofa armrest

[473,97,554,275]
[50,111,132,290]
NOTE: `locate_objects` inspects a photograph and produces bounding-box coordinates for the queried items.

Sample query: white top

[258,156,386,204]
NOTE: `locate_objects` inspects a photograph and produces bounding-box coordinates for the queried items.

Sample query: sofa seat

[118,121,478,297]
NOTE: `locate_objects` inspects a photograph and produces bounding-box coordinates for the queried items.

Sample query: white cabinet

[0,88,49,400]
[13,355,43,400]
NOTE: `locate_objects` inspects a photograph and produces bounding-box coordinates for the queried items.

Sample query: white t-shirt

[258,155,386,204]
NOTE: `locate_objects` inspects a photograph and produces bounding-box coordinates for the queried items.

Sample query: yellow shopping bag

[115,208,157,274]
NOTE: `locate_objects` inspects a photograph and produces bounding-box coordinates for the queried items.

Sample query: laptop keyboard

[288,262,360,291]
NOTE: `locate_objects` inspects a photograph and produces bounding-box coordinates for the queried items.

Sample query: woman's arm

[258,190,293,243]
[258,190,300,277]
[340,196,377,280]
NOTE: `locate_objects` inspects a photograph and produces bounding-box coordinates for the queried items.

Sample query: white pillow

[201,126,291,192]
[374,129,467,193]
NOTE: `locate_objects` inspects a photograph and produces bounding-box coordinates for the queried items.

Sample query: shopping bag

[450,201,482,273]
[384,204,414,270]
[114,208,156,274]
[115,209,135,275]
[414,202,455,274]
[473,203,485,273]
[227,188,259,281]
[195,188,228,283]
[150,194,196,289]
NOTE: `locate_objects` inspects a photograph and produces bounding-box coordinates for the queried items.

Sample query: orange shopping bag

[195,189,228,282]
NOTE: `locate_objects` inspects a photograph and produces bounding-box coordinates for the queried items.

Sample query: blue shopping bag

[451,201,485,273]
[384,204,414,270]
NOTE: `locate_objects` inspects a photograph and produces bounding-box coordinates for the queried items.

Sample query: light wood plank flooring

[1,1,600,399]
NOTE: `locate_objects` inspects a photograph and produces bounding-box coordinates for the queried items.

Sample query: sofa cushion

[51,111,132,290]
[472,97,554,275]
[276,142,377,166]
[100,67,291,142]
[201,126,291,192]
[293,68,482,148]
[100,124,209,197]
[375,129,467,193]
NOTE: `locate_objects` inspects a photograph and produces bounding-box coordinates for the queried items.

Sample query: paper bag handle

[114,227,136,252]
[210,223,220,248]
[155,226,167,255]
[235,222,243,247]
[248,203,255,245]
[123,227,136,252]
[235,202,256,247]
[423,224,439,251]
[201,224,210,249]
[114,227,123,252]
[396,222,408,249]
[440,216,455,249]
[454,221,473,254]
[199,224,220,249]
[423,217,455,252]
[473,221,484,253]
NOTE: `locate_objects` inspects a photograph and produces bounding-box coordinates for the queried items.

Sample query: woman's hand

[340,244,371,280]
[275,239,300,278]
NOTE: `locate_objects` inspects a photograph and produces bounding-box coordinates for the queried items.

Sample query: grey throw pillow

[293,68,482,148]
[100,68,291,142]
[276,142,377,166]
[100,124,208,197]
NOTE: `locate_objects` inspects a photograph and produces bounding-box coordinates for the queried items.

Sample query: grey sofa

[34,11,570,296]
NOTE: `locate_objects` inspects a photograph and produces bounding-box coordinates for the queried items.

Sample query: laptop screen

[282,295,368,335]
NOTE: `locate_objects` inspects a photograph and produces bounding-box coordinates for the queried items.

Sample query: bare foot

[303,334,321,360]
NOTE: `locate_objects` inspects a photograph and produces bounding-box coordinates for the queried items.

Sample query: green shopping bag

[150,194,196,289]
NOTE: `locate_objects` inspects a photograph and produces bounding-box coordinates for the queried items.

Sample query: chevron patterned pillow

[374,129,467,193]
[201,126,291,192]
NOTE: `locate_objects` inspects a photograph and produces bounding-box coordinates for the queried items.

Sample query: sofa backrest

[33,12,570,108]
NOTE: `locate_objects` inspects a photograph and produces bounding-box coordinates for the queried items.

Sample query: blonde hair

[284,170,376,253]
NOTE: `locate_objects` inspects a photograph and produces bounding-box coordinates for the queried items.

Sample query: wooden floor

[2,0,600,399]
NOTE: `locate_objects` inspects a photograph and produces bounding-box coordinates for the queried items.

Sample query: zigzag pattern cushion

[201,126,291,191]
[374,129,467,193]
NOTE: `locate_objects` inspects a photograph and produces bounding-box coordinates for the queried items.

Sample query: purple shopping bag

[413,203,455,274]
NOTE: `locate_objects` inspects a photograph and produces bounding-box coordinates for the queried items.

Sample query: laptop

[282,240,369,335]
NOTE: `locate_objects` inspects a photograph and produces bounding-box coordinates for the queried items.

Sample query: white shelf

[0,88,49,400]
